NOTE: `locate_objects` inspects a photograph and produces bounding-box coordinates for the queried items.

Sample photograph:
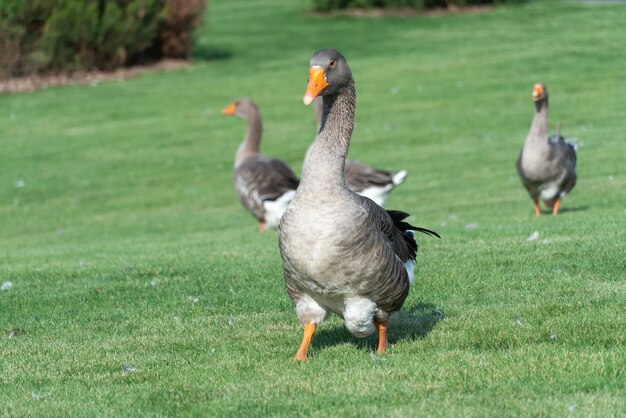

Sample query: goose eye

[329,60,335,68]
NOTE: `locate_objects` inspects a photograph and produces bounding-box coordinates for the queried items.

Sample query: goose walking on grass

[279,49,439,362]
[311,98,407,207]
[223,98,300,231]
[516,83,577,217]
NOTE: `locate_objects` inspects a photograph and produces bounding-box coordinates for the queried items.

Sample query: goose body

[516,84,577,216]
[279,49,438,361]
[223,98,300,231]
[311,98,407,207]
[345,162,407,207]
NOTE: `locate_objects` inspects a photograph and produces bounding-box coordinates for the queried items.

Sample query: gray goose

[222,98,300,231]
[311,98,407,207]
[279,49,439,361]
[516,83,577,216]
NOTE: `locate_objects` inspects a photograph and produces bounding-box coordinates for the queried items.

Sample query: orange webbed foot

[552,199,561,216]
[375,319,388,354]
[532,197,541,217]
[294,323,316,362]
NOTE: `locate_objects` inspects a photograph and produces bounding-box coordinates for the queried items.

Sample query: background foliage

[0,0,206,78]
[312,0,525,13]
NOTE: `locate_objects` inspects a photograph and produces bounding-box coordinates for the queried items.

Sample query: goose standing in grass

[311,98,407,207]
[279,49,439,361]
[516,83,577,216]
[222,98,300,231]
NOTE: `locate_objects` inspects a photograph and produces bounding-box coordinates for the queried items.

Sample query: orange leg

[552,198,561,216]
[532,197,541,217]
[258,222,266,232]
[375,319,388,354]
[294,323,316,362]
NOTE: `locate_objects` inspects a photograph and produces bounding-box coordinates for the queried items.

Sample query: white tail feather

[404,230,416,284]
[263,190,296,229]
[392,170,408,186]
[358,170,408,207]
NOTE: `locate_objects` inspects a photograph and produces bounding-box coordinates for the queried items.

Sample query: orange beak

[222,103,236,115]
[532,85,543,101]
[303,66,329,105]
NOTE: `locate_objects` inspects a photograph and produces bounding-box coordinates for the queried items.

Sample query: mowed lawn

[1,0,625,416]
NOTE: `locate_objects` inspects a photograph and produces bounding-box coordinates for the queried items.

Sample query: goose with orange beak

[222,98,300,231]
[278,49,439,362]
[516,83,577,216]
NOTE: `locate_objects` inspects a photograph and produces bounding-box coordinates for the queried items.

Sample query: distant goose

[223,98,300,231]
[309,98,407,207]
[516,84,577,216]
[279,49,439,362]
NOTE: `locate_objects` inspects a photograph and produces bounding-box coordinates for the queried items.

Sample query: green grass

[1,0,625,416]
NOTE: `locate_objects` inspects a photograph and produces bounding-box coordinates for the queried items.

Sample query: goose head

[303,48,352,105]
[222,98,258,119]
[532,83,548,103]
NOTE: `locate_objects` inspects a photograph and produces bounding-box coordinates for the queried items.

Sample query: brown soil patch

[309,4,493,18]
[0,59,190,94]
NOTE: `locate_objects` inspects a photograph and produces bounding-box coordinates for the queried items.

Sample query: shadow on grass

[312,303,444,354]
[193,45,232,62]
[557,205,589,214]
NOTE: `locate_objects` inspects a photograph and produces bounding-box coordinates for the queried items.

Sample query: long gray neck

[314,97,323,130]
[303,98,325,165]
[527,99,549,144]
[300,81,356,194]
[235,109,262,167]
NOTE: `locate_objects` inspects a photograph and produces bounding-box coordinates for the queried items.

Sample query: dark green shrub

[0,1,53,76]
[159,0,207,58]
[311,0,524,12]
[0,0,206,78]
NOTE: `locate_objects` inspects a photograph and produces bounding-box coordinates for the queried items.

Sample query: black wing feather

[386,209,440,260]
